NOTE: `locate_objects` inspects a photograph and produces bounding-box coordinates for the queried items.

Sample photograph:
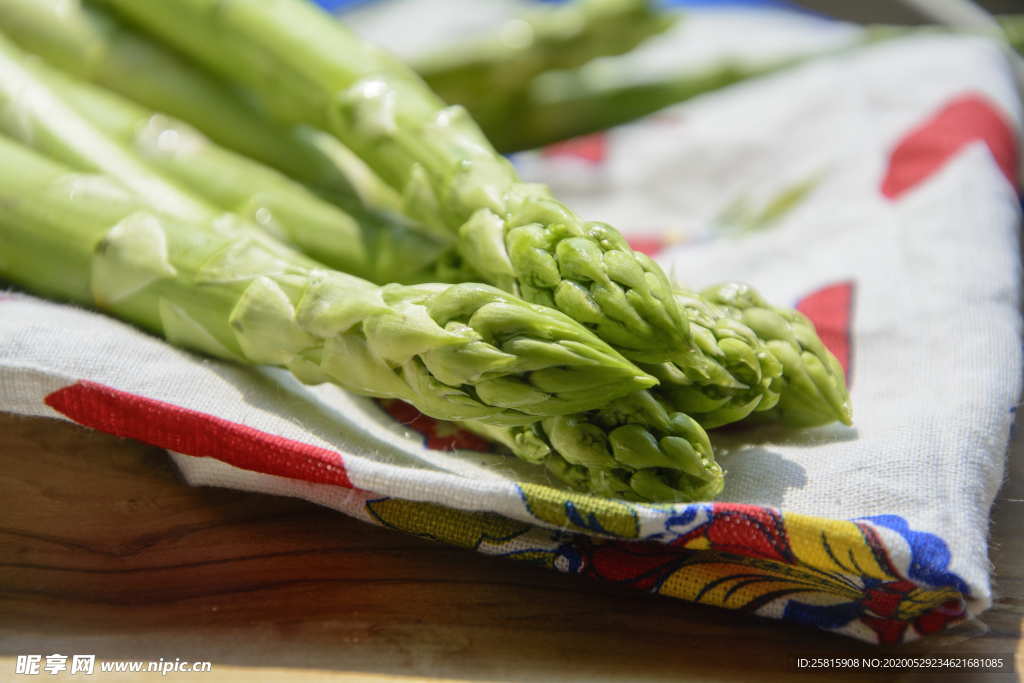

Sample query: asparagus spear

[0,0,368,199]
[93,0,705,369]
[464,390,723,502]
[478,26,885,152]
[486,60,775,153]
[643,288,784,429]
[0,134,658,425]
[415,0,674,148]
[999,14,1024,55]
[703,282,852,428]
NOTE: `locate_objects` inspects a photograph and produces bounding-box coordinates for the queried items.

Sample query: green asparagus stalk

[703,282,852,428]
[0,0,372,200]
[23,54,469,286]
[93,0,706,369]
[0,32,214,226]
[415,0,674,149]
[485,60,777,153]
[999,14,1024,55]
[464,389,723,502]
[0,134,658,425]
[477,26,892,152]
[642,288,784,429]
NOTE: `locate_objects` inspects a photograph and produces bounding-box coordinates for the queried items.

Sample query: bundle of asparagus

[0,0,852,503]
[98,0,830,434]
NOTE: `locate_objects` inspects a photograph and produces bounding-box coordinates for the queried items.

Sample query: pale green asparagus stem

[703,282,852,428]
[25,54,470,285]
[480,25,897,152]
[416,0,674,149]
[486,60,776,153]
[0,31,210,222]
[0,135,656,425]
[0,0,366,198]
[999,14,1024,55]
[0,28,301,281]
[94,0,706,368]
[642,288,784,429]
[463,390,723,502]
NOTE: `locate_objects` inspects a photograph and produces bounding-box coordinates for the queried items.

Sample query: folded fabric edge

[1,376,977,644]
[167,449,975,645]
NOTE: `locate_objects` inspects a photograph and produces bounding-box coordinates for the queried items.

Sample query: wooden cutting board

[0,411,1020,682]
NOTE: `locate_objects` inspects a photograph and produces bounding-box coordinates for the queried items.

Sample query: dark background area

[795,0,1024,25]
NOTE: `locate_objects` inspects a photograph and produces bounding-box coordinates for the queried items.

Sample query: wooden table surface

[0,410,1020,682]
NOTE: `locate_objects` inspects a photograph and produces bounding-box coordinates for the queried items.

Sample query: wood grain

[0,411,1020,682]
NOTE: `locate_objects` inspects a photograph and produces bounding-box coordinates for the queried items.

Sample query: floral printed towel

[1,12,1021,643]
